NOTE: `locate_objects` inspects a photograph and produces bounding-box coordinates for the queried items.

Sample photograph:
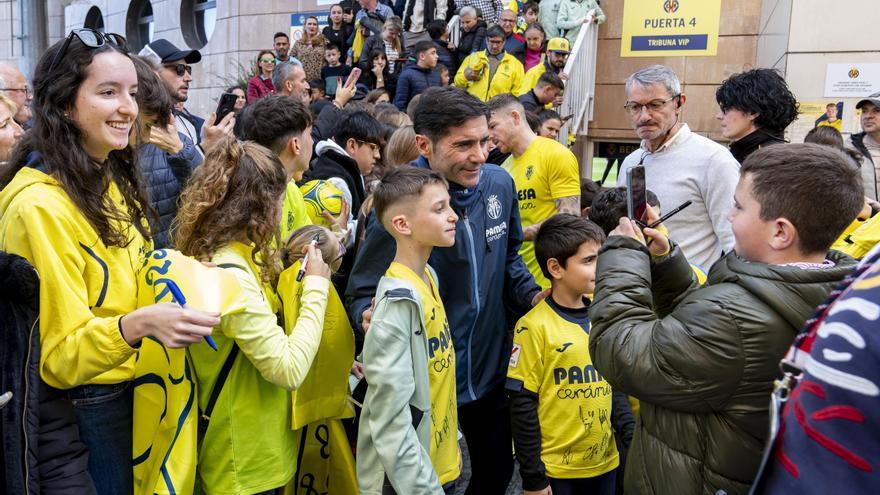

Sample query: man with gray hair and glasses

[0,63,32,128]
[617,65,739,270]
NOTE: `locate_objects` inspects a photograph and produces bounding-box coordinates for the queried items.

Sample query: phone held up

[626,165,648,227]
[213,92,238,126]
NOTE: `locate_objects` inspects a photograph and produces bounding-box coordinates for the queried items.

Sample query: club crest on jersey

[525,165,534,180]
[487,194,503,220]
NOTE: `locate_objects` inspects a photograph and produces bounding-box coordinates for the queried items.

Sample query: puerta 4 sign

[620,0,722,57]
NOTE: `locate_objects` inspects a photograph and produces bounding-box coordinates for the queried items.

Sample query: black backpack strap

[198,262,249,442]
[202,343,238,418]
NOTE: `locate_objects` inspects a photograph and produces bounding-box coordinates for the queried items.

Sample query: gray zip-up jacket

[356,270,444,495]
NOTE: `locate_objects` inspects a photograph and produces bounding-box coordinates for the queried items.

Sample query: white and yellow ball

[300,179,345,226]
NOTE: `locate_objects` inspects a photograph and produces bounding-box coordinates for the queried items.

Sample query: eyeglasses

[0,87,31,97]
[259,58,276,64]
[623,95,679,116]
[357,140,380,153]
[164,63,193,76]
[48,29,127,75]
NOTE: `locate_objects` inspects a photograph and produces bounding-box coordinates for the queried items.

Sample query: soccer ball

[300,180,345,226]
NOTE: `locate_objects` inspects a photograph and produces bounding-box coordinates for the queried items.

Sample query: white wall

[756,0,791,71]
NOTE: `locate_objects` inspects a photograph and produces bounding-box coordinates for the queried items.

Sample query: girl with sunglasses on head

[175,136,334,494]
[0,30,220,494]
[247,49,277,103]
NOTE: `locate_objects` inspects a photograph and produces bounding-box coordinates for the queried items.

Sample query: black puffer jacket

[588,237,855,495]
[139,134,202,249]
[455,20,487,67]
[1,252,94,494]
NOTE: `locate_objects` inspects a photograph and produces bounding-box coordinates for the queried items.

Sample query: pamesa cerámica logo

[663,0,680,14]
[849,68,861,79]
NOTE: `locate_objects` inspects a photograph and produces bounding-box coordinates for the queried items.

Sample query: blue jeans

[69,381,133,495]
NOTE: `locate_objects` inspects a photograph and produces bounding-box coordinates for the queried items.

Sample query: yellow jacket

[454,50,524,102]
[833,214,880,259]
[0,166,149,389]
[517,60,547,96]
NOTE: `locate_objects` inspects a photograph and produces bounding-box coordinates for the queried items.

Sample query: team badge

[487,194,503,220]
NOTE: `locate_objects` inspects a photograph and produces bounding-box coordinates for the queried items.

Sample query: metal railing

[558,18,599,145]
[448,15,461,48]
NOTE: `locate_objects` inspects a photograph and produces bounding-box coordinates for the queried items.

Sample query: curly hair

[174,136,287,285]
[1,35,153,248]
[715,68,799,132]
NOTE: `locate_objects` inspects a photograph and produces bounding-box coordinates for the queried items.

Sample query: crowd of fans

[1,1,879,495]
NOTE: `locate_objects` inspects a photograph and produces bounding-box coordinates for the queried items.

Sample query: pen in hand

[166,279,218,351]
[297,234,321,282]
[647,200,693,229]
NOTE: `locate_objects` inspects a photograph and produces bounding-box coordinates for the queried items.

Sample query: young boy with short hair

[393,41,441,111]
[588,143,864,494]
[320,43,352,99]
[507,213,619,495]
[356,167,462,494]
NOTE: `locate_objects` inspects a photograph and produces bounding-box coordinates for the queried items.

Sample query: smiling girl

[0,30,219,493]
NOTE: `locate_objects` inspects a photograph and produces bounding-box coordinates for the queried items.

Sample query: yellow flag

[278,262,358,494]
[132,249,247,495]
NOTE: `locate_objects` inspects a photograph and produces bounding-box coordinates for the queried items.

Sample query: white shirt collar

[640,123,691,155]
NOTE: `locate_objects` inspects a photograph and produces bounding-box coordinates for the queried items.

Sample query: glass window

[84,6,105,32]
[126,0,154,52]
[181,0,216,49]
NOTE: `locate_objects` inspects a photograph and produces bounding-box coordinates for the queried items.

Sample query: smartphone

[214,93,238,125]
[626,165,648,225]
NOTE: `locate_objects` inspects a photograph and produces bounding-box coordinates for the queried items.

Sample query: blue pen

[166,279,218,351]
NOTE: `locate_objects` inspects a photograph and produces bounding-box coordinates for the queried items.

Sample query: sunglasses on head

[49,29,127,75]
[165,63,193,76]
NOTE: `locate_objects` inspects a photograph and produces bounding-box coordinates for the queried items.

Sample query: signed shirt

[507,297,618,479]
[385,262,461,485]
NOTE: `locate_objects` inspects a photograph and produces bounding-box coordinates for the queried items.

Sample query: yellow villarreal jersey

[280,180,312,243]
[507,298,618,479]
[385,263,461,485]
[503,137,580,289]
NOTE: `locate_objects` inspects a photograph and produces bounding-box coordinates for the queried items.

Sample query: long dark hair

[361,49,392,88]
[0,36,152,247]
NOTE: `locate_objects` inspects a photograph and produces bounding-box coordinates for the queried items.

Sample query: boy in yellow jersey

[357,167,462,494]
[507,214,618,495]
[488,94,581,289]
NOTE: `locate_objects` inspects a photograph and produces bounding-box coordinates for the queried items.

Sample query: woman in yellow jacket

[175,137,333,495]
[0,30,220,493]
[454,25,525,102]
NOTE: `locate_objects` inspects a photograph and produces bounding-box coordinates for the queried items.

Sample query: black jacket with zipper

[0,251,94,494]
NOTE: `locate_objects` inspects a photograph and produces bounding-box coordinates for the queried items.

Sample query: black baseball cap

[138,39,201,65]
